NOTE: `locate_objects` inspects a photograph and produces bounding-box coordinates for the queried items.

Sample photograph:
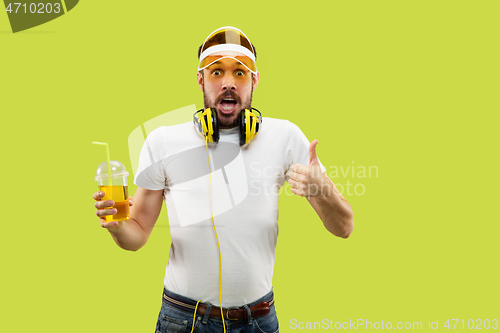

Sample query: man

[93,26,353,333]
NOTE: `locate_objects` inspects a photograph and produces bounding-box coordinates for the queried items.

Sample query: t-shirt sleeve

[133,128,167,191]
[284,121,326,183]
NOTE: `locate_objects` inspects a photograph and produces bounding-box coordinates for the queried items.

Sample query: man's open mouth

[219,97,238,114]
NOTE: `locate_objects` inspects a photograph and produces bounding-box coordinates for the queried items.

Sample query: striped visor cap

[198,27,257,74]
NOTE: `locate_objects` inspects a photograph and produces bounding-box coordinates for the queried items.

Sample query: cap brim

[198,55,258,74]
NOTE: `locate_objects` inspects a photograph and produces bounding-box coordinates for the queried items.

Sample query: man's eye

[212,70,222,75]
[235,70,245,76]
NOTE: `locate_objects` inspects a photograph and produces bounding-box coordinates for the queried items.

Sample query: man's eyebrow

[207,60,245,68]
[207,61,222,68]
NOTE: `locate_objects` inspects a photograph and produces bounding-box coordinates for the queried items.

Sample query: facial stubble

[202,74,254,129]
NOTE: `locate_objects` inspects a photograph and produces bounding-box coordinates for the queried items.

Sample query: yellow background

[1,0,499,332]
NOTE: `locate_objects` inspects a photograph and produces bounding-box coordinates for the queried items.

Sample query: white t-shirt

[134,117,325,307]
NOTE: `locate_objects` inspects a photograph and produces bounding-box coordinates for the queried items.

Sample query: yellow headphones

[193,108,262,145]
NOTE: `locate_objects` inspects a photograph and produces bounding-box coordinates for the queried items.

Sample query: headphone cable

[204,135,226,333]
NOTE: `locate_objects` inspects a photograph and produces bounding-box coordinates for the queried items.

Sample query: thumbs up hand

[289,140,330,198]
[289,140,354,238]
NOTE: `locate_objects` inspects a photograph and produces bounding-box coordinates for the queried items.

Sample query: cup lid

[95,160,129,181]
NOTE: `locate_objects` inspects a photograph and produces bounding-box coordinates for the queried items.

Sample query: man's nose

[222,73,236,91]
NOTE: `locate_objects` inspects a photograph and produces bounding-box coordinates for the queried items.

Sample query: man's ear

[197,71,204,92]
[252,72,260,91]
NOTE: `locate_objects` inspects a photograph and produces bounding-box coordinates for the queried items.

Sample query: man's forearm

[314,178,354,238]
[108,218,148,251]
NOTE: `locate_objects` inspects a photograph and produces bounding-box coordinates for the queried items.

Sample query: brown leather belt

[163,293,273,320]
[197,300,272,320]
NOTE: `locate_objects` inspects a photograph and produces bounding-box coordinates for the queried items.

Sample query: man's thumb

[309,140,319,165]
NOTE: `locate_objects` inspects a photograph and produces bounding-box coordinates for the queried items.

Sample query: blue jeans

[155,288,279,333]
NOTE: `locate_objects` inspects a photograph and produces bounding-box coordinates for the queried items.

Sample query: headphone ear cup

[239,109,247,146]
[239,108,260,146]
[193,108,220,143]
[194,109,206,137]
[211,108,219,143]
[248,110,255,142]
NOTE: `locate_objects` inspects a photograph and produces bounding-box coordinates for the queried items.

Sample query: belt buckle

[225,307,240,321]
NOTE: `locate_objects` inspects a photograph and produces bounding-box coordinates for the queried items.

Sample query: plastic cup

[95,160,130,222]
